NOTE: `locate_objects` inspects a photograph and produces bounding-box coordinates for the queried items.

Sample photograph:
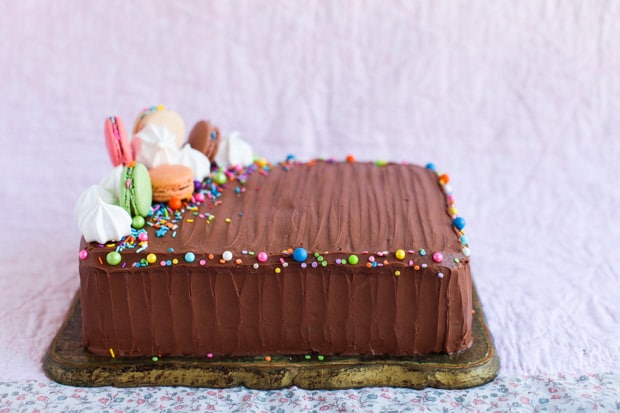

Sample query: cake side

[79,160,473,357]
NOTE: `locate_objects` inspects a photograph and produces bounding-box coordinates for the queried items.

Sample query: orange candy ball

[439,174,450,184]
[169,196,183,210]
[345,154,356,163]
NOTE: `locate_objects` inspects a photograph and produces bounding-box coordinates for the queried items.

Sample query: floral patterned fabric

[1,373,618,412]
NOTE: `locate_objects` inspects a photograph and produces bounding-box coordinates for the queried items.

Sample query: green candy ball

[106,251,122,266]
[132,215,145,229]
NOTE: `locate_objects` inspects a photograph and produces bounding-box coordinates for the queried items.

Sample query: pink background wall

[1,1,619,380]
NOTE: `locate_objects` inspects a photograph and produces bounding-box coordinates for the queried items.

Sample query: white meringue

[76,185,132,243]
[215,131,254,168]
[176,145,211,180]
[134,123,179,169]
[98,165,123,202]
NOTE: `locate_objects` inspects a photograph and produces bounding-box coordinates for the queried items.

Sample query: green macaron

[120,162,152,217]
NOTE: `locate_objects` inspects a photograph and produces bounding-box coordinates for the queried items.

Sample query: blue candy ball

[184,252,196,263]
[425,162,436,171]
[292,247,308,262]
[453,217,466,230]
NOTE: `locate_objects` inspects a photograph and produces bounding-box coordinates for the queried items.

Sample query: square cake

[78,158,473,358]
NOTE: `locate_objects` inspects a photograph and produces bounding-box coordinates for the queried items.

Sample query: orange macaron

[149,164,194,202]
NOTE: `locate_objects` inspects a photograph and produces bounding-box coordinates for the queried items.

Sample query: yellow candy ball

[146,253,157,264]
[395,249,406,260]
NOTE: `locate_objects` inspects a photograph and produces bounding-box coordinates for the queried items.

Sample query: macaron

[119,162,152,217]
[133,105,186,148]
[188,120,221,163]
[149,164,194,202]
[104,116,134,166]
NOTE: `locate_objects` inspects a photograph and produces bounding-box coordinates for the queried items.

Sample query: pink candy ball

[79,249,88,260]
[195,192,206,202]
[257,251,268,262]
[138,232,148,242]
[432,252,443,263]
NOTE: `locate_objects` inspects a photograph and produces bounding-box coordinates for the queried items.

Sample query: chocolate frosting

[79,161,473,357]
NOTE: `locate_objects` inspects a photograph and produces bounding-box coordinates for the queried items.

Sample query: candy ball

[292,247,308,262]
[132,215,145,229]
[432,252,443,263]
[453,217,466,230]
[138,232,149,242]
[169,197,183,210]
[79,249,88,260]
[195,192,206,202]
[222,250,233,261]
[146,253,157,264]
[184,252,196,263]
[395,249,406,260]
[106,251,122,266]
[257,251,269,262]
[213,171,227,185]
[425,163,436,171]
[347,254,359,265]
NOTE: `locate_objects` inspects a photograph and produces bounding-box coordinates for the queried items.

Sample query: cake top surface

[80,158,470,272]
[149,160,460,256]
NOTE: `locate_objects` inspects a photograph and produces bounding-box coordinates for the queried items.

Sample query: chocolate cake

[78,158,473,358]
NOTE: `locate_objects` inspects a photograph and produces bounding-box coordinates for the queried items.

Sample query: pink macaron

[104,116,134,167]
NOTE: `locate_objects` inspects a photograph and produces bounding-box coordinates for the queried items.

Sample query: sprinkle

[304,354,311,360]
[317,355,325,361]
[301,263,307,269]
[414,265,420,270]
[152,356,159,362]
[395,249,406,260]
[172,258,179,264]
[207,353,213,359]
[235,258,242,265]
[199,259,206,265]
[419,249,426,256]
[253,263,259,269]
[275,267,281,274]
[222,251,233,261]
[225,218,231,223]
[368,256,375,262]
[265,356,272,362]
[109,348,115,358]
[437,272,444,278]
[394,270,401,276]
[462,247,471,257]
[208,253,215,260]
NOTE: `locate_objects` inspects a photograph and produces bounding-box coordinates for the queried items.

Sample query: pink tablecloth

[1,1,618,411]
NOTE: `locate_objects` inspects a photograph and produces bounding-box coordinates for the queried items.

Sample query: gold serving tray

[44,286,498,389]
